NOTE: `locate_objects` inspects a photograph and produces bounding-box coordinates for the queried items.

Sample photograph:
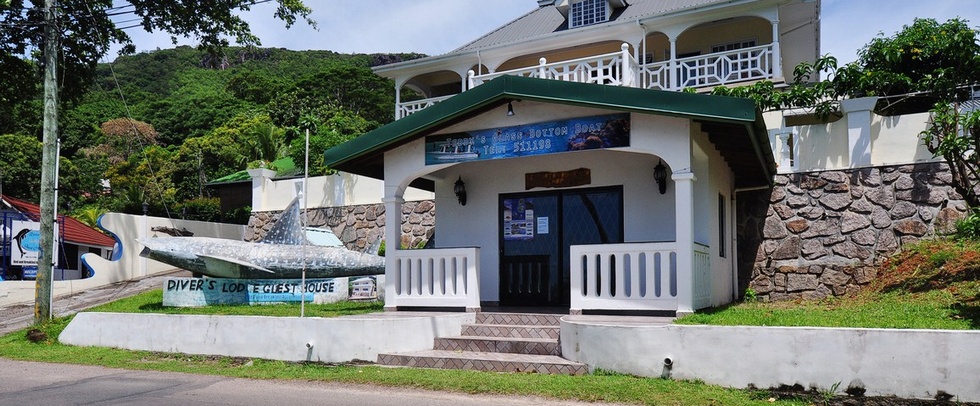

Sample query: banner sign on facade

[161,276,382,307]
[9,220,58,267]
[425,113,630,165]
[164,277,343,307]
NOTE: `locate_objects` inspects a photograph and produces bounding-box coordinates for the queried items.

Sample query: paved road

[0,270,189,336]
[0,359,625,406]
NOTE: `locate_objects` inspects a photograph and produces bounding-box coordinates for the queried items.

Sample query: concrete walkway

[0,270,188,336]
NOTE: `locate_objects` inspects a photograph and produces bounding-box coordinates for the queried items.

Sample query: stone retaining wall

[737,163,968,301]
[244,200,435,251]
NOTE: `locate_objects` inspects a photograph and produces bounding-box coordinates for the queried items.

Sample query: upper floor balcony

[396,42,779,119]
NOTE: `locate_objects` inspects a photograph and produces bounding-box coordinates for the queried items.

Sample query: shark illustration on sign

[138,198,384,279]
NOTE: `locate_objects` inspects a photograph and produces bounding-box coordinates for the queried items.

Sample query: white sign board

[9,220,58,266]
[163,277,354,307]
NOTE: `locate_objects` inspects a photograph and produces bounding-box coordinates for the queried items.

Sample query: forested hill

[0,46,425,224]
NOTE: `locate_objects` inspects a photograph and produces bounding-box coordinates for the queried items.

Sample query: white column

[673,171,696,316]
[247,168,276,212]
[669,37,678,90]
[382,193,404,312]
[841,97,879,168]
[139,212,147,277]
[538,57,548,79]
[771,19,782,79]
[394,85,402,120]
[620,43,632,87]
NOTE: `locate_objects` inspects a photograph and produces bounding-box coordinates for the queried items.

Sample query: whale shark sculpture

[138,198,384,279]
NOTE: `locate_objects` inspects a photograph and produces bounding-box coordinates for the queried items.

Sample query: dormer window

[570,0,609,28]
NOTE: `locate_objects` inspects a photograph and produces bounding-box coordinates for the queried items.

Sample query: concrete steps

[376,312,587,375]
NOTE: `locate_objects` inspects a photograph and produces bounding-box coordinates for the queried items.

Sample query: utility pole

[35,0,59,323]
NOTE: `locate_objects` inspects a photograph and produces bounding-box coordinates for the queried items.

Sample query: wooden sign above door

[525,168,591,190]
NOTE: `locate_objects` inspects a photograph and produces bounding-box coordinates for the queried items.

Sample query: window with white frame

[570,0,608,28]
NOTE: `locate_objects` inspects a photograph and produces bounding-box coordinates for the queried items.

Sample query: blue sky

[117,0,980,65]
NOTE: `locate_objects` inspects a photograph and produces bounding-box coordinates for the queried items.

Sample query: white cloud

[115,0,980,63]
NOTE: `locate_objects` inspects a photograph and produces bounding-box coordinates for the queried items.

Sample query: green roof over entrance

[324,75,775,189]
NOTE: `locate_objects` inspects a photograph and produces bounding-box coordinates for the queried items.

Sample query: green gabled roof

[324,75,774,188]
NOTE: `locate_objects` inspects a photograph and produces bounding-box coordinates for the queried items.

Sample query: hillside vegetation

[1,46,423,223]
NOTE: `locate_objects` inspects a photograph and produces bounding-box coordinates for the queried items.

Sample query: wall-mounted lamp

[654,160,667,194]
[506,101,515,116]
[142,200,149,215]
[454,176,467,206]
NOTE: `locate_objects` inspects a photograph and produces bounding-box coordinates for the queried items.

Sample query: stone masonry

[244,200,436,252]
[737,162,968,302]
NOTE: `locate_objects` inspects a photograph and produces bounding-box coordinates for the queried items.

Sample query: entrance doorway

[499,186,623,307]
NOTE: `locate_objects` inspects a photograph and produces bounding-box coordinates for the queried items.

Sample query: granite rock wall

[245,200,435,251]
[737,163,968,301]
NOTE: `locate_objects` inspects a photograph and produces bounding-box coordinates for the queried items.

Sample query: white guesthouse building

[329,0,951,315]
[325,0,823,315]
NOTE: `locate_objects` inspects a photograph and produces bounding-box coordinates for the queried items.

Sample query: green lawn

[90,289,385,317]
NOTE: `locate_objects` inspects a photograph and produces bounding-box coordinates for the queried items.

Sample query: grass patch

[680,239,980,330]
[88,290,384,317]
[0,316,809,406]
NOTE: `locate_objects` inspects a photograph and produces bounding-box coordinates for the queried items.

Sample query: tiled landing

[376,312,588,375]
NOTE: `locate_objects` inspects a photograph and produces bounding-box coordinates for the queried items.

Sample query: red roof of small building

[2,195,115,248]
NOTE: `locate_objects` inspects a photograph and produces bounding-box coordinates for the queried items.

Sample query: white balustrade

[570,242,712,313]
[469,44,638,88]
[386,247,480,311]
[674,44,772,89]
[641,61,671,90]
[692,242,711,310]
[396,95,454,119]
[570,242,679,312]
[402,43,774,115]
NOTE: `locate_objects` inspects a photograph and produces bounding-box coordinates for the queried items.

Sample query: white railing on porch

[670,44,773,90]
[398,43,777,118]
[692,242,711,310]
[396,95,453,119]
[569,242,712,313]
[468,43,638,88]
[386,247,480,311]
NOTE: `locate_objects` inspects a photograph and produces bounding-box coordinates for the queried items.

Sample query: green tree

[713,18,980,208]
[172,112,287,200]
[0,133,43,200]
[104,144,178,214]
[288,108,375,175]
[848,18,980,208]
[0,0,313,111]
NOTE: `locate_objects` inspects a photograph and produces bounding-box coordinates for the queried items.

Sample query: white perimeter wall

[562,320,980,402]
[765,109,938,173]
[252,172,433,212]
[60,312,473,363]
[0,214,243,306]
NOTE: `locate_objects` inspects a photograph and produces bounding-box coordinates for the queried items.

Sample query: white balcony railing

[398,43,775,117]
[673,44,773,89]
[569,242,712,313]
[386,247,480,311]
[469,43,638,89]
[396,95,453,119]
